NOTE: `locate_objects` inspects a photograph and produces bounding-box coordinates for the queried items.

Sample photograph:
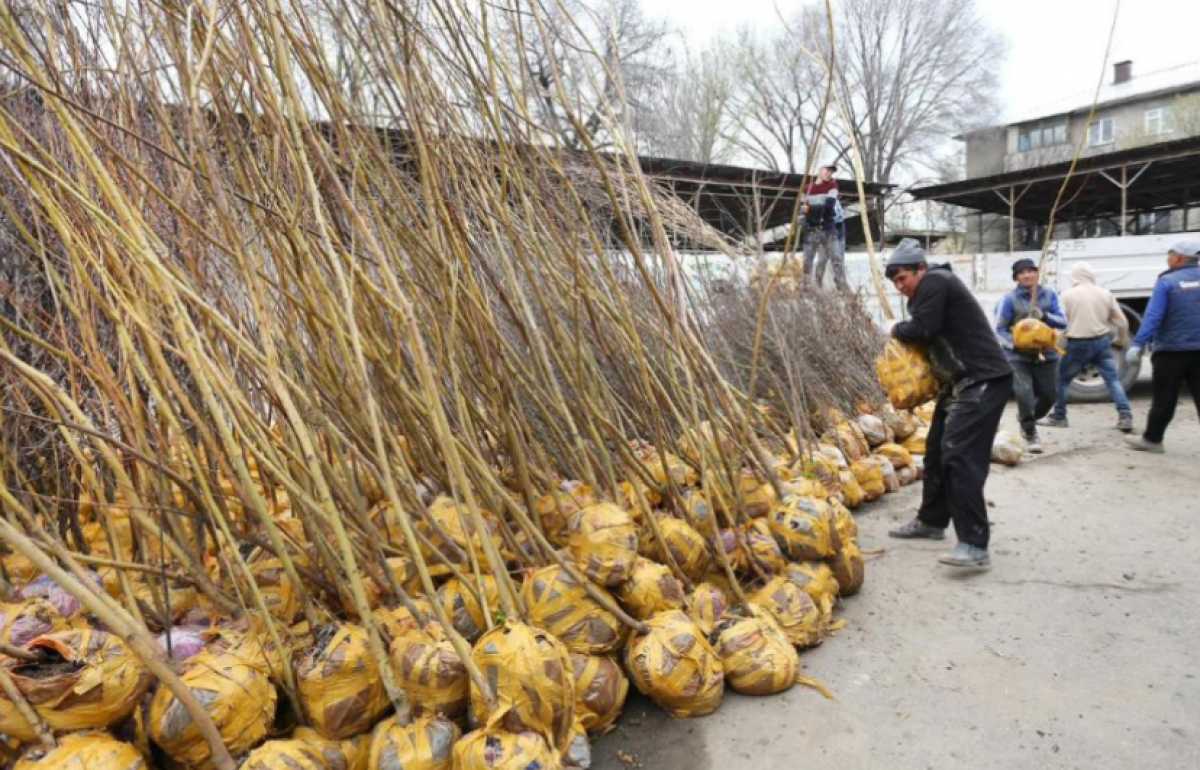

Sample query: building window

[1144,107,1171,135]
[1087,117,1114,146]
[1017,121,1068,152]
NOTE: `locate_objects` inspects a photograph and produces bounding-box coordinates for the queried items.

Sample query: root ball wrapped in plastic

[0,629,152,742]
[783,562,840,619]
[797,453,842,499]
[749,576,824,649]
[650,517,711,582]
[728,520,787,576]
[828,498,858,545]
[239,557,301,623]
[850,458,886,501]
[992,432,1025,466]
[568,654,628,735]
[875,442,913,470]
[148,651,277,767]
[687,581,729,637]
[368,714,461,770]
[902,426,928,455]
[830,539,866,596]
[534,483,596,548]
[0,598,74,648]
[836,469,865,509]
[373,598,434,643]
[639,447,698,490]
[856,414,890,447]
[469,621,575,752]
[677,490,716,535]
[241,735,353,770]
[13,732,147,770]
[624,610,724,718]
[767,497,837,561]
[877,455,901,493]
[521,566,623,655]
[390,622,468,718]
[451,729,561,770]
[881,405,918,441]
[616,557,685,621]
[421,497,506,575]
[876,339,941,409]
[567,503,638,587]
[437,576,501,643]
[1012,318,1061,352]
[296,623,391,739]
[561,719,590,769]
[824,421,870,463]
[714,610,799,695]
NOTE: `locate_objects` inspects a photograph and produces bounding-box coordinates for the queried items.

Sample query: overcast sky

[639,0,1200,123]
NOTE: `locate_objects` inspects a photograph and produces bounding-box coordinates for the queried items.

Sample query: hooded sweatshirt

[1061,262,1128,340]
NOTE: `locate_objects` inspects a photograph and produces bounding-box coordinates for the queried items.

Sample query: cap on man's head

[1011,258,1038,279]
[885,238,927,277]
[1167,239,1200,259]
[821,163,838,173]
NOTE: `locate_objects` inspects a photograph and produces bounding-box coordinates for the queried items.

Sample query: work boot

[888,518,945,540]
[1023,430,1043,454]
[1038,415,1069,428]
[1125,435,1164,453]
[1116,414,1134,433]
[938,542,990,568]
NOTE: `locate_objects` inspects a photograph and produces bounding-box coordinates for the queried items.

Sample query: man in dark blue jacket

[1125,240,1200,452]
[993,258,1067,453]
[884,239,1013,569]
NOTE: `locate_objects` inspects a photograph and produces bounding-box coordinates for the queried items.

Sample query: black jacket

[892,264,1012,386]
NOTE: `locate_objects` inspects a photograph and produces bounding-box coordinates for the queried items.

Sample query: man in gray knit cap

[884,239,1013,569]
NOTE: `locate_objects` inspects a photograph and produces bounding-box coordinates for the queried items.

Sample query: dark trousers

[1144,350,1200,443]
[1010,356,1057,435]
[918,374,1013,549]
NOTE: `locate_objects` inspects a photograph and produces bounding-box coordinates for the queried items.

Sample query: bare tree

[636,41,738,163]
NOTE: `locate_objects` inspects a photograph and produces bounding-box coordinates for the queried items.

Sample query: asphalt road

[592,386,1200,770]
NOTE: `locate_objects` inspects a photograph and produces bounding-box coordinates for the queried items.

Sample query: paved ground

[593,386,1200,770]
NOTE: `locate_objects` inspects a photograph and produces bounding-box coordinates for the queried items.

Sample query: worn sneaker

[888,518,946,540]
[1023,431,1043,454]
[1116,414,1134,433]
[938,543,990,568]
[1125,435,1164,453]
[1038,416,1069,428]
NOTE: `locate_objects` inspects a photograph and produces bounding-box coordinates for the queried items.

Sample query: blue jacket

[1133,264,1200,352]
[994,285,1068,362]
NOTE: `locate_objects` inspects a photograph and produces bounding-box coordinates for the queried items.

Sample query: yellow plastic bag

[241,736,349,770]
[749,576,824,649]
[373,598,434,643]
[451,729,561,770]
[734,472,777,518]
[875,442,913,470]
[0,629,152,742]
[902,426,928,455]
[437,576,501,643]
[767,497,837,561]
[390,623,468,718]
[561,718,590,770]
[568,654,628,735]
[638,448,698,489]
[521,566,624,655]
[13,732,146,770]
[296,624,391,739]
[624,610,724,718]
[617,557,685,621]
[741,520,787,575]
[1012,318,1061,352]
[420,497,506,575]
[368,714,460,770]
[850,458,886,501]
[783,562,840,620]
[828,498,858,546]
[469,621,575,752]
[714,610,799,695]
[0,599,74,648]
[650,517,711,582]
[567,503,638,587]
[876,339,941,409]
[830,539,866,596]
[148,651,277,767]
[534,483,596,548]
[686,581,729,637]
[823,421,869,463]
[881,405,918,442]
[677,490,716,535]
[837,470,866,509]
[239,557,301,623]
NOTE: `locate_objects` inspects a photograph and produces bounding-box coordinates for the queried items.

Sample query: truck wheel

[1066,304,1142,403]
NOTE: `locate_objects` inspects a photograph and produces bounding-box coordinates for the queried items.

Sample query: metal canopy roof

[909,134,1200,222]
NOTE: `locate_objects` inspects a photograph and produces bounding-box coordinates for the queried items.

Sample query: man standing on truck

[884,239,1013,569]
[1040,262,1134,433]
[802,164,849,291]
[993,258,1067,453]
[1125,240,1200,452]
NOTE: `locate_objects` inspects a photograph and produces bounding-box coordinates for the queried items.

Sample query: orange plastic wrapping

[437,576,501,642]
[521,566,623,655]
[13,732,147,770]
[534,483,596,547]
[650,517,711,581]
[0,629,152,742]
[296,624,391,739]
[686,581,729,637]
[420,496,506,575]
[568,654,628,735]
[876,339,941,409]
[390,623,468,718]
[373,598,433,643]
[850,458,886,501]
[749,576,824,649]
[567,503,638,587]
[368,714,461,770]
[784,561,840,620]
[714,610,799,695]
[1012,317,1061,352]
[0,599,74,648]
[241,734,355,770]
[767,497,837,561]
[624,610,724,718]
[830,539,866,596]
[148,651,277,767]
[451,729,561,770]
[616,557,685,621]
[469,621,575,753]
